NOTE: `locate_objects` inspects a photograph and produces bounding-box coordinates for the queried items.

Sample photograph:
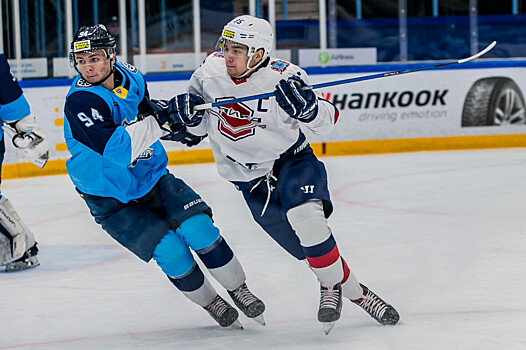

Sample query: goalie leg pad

[0,237,18,266]
[0,196,30,265]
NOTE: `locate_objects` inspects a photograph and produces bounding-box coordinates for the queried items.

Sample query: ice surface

[1,148,525,349]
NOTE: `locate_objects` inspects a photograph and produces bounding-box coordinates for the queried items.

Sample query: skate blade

[252,314,266,326]
[230,320,244,330]
[5,258,40,272]
[323,322,335,335]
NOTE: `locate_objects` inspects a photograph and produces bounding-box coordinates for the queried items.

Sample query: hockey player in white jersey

[0,52,48,272]
[155,15,400,334]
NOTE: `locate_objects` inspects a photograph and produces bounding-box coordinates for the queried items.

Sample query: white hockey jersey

[187,52,337,182]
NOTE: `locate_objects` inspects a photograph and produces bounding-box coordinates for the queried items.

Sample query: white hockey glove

[274,75,318,122]
[4,115,49,168]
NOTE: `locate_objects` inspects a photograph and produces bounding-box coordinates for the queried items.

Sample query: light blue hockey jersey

[63,61,167,203]
[0,52,31,141]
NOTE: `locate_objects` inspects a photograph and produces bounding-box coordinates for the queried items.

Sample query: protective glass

[216,38,248,58]
[74,52,110,68]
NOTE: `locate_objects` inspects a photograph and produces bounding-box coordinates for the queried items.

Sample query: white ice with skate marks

[1,148,525,349]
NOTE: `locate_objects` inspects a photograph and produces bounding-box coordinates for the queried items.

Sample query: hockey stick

[194,40,496,111]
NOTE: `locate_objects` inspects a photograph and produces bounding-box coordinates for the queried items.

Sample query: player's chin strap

[233,57,269,80]
[77,64,116,87]
[74,54,117,87]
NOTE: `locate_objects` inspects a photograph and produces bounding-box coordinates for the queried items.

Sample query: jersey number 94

[78,108,104,127]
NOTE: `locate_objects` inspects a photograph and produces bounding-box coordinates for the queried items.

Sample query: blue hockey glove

[167,93,206,126]
[160,122,207,147]
[274,75,318,122]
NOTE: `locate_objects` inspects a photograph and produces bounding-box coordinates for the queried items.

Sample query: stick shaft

[194,41,496,111]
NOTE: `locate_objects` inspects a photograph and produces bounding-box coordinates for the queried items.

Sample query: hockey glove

[160,123,207,147]
[167,93,206,126]
[147,98,172,127]
[274,75,318,122]
[4,115,49,168]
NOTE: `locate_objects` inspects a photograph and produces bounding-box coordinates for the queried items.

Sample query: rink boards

[6,60,526,179]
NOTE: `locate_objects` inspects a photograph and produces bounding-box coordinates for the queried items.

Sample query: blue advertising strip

[17,60,526,89]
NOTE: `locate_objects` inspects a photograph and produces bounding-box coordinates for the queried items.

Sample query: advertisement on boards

[302,67,526,143]
[12,65,526,168]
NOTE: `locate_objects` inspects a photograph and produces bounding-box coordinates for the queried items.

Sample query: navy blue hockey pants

[233,135,333,260]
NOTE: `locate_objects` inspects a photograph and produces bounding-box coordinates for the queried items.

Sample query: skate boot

[352,283,399,326]
[228,282,266,325]
[203,294,242,329]
[318,283,342,335]
[5,243,40,272]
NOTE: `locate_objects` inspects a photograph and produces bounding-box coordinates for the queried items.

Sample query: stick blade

[458,41,497,64]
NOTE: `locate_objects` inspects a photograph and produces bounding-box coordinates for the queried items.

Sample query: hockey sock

[197,236,246,291]
[302,235,344,287]
[287,200,344,287]
[340,268,364,301]
[168,262,216,307]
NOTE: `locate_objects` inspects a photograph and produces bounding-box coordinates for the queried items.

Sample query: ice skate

[228,282,266,325]
[203,294,243,329]
[318,283,342,335]
[352,283,399,326]
[4,243,40,272]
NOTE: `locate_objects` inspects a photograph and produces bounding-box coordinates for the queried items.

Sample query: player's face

[223,41,249,78]
[75,50,113,84]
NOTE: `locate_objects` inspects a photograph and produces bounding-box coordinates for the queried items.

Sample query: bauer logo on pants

[184,199,203,210]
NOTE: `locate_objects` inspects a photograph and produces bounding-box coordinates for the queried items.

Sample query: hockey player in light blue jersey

[63,24,265,328]
[0,53,48,272]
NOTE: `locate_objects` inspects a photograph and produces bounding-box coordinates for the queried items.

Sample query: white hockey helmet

[221,15,274,63]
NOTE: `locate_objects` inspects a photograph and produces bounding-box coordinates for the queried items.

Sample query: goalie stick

[194,40,497,112]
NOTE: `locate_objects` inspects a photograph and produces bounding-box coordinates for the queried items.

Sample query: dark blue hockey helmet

[69,24,116,68]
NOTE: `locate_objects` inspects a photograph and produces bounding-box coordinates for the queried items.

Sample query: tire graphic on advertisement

[461,77,526,126]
